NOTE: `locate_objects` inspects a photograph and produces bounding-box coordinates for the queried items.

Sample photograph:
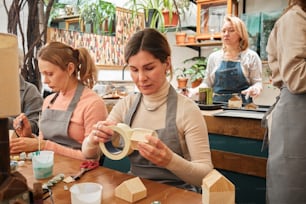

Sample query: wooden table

[17,154,202,204]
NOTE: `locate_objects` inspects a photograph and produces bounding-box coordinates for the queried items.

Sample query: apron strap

[124,93,141,126]
[67,83,85,112]
[165,86,177,127]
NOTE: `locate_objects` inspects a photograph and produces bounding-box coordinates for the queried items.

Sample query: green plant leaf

[183,56,207,82]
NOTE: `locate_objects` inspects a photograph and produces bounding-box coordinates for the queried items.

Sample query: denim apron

[124,86,198,191]
[213,59,251,103]
[266,87,306,203]
[40,83,84,149]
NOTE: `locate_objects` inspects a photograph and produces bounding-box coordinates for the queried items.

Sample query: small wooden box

[202,169,235,204]
[115,177,147,203]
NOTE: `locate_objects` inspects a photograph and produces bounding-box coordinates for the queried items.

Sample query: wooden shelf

[196,0,239,41]
[52,15,80,22]
[176,40,222,56]
[176,40,222,47]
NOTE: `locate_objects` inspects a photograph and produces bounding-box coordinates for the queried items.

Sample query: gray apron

[125,86,198,191]
[266,87,306,203]
[213,59,251,104]
[40,83,85,149]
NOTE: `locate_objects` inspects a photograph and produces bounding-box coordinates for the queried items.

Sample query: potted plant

[79,0,116,35]
[162,0,190,26]
[125,0,165,31]
[172,0,190,44]
[125,0,191,34]
[183,56,207,88]
[162,0,178,27]
[48,2,67,26]
[175,67,189,88]
[99,1,116,35]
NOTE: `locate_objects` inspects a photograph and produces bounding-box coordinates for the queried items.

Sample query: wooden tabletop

[17,154,202,204]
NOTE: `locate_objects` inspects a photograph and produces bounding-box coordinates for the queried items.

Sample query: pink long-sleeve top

[40,86,108,160]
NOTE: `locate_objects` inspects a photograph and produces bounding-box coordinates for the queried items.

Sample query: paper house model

[202,169,235,204]
[115,177,147,203]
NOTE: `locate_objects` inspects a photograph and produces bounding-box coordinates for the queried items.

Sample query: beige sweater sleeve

[165,95,213,186]
[267,5,306,94]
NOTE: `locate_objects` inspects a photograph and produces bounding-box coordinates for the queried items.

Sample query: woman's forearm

[82,136,101,160]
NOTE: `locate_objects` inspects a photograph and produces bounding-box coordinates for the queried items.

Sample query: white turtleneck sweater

[83,81,213,187]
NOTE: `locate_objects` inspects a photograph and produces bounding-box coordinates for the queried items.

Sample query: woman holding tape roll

[82,28,213,192]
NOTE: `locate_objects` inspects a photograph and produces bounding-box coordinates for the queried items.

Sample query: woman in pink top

[10,41,108,160]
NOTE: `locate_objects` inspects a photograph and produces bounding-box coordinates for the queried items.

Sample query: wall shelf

[196,0,239,41]
[176,40,222,56]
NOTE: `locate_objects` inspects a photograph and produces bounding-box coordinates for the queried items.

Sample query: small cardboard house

[202,169,235,204]
[115,177,147,203]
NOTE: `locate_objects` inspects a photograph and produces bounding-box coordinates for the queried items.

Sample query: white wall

[0,1,28,48]
[0,1,8,33]
[245,0,287,13]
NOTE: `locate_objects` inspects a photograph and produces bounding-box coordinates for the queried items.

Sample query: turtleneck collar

[142,80,170,105]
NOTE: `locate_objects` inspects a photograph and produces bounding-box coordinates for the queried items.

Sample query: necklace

[142,99,167,111]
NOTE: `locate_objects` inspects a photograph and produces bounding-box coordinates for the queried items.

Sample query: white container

[70,182,103,204]
[32,150,54,179]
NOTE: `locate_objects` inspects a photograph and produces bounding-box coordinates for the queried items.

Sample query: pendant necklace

[142,99,167,111]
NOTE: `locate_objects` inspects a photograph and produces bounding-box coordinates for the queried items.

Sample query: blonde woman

[191,15,262,103]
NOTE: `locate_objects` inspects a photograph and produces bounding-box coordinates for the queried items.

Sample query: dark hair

[288,0,306,12]
[124,28,173,79]
[38,41,97,88]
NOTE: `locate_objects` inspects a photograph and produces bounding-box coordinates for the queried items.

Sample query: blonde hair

[38,41,97,89]
[223,15,249,51]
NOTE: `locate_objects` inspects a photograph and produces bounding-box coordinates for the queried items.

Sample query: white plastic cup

[70,182,103,204]
[32,150,54,179]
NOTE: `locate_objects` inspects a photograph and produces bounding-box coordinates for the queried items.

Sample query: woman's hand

[137,135,173,167]
[87,121,117,145]
[241,86,261,99]
[13,113,32,137]
[10,137,44,154]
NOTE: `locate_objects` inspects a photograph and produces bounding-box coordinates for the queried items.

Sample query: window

[196,0,238,40]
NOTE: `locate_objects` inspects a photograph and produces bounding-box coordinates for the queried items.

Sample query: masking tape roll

[99,123,158,160]
[99,123,134,160]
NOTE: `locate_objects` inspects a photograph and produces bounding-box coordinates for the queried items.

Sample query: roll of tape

[99,123,158,160]
[99,123,134,160]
